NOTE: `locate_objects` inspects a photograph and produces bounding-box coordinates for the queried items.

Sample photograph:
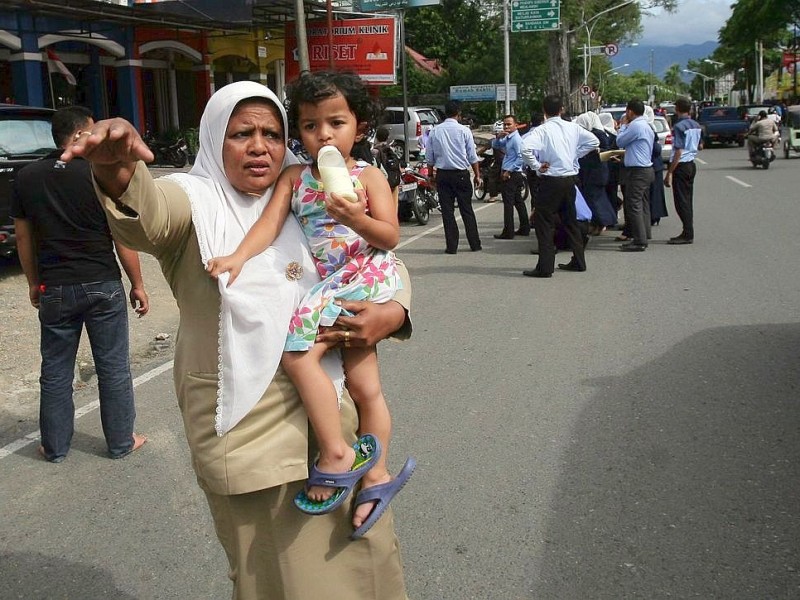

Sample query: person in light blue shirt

[426,100,483,254]
[615,98,654,252]
[664,97,702,244]
[492,115,530,239]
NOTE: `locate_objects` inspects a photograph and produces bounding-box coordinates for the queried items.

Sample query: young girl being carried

[207,71,414,539]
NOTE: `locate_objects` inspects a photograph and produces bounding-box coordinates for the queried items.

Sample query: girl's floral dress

[285,163,401,351]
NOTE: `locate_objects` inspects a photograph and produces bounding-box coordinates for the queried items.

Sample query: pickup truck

[0,104,57,256]
[698,106,748,147]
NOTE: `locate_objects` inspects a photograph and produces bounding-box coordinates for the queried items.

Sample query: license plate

[400,182,417,191]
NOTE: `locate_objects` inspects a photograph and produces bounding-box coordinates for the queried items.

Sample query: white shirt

[522,116,599,176]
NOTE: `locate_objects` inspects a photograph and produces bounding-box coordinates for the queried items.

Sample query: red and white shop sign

[285,17,398,84]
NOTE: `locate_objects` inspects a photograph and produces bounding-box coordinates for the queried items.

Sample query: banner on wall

[285,18,397,84]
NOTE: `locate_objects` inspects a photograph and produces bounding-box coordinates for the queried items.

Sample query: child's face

[297,93,361,162]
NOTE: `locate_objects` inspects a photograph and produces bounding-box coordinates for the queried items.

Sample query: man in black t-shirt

[11,106,149,463]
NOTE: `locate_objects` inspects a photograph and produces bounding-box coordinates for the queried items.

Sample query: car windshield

[652,118,669,133]
[0,117,56,158]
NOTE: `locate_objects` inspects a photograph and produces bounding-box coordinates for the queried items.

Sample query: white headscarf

[575,111,604,133]
[166,81,344,436]
[644,105,655,125]
[598,112,617,136]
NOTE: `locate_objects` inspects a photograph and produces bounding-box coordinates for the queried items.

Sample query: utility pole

[503,0,511,114]
[294,0,310,74]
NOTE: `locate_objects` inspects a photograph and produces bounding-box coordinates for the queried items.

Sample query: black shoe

[522,269,552,278]
[494,233,514,240]
[471,245,482,252]
[444,249,457,254]
[557,261,586,272]
[514,229,531,237]
[667,237,693,245]
[620,242,647,252]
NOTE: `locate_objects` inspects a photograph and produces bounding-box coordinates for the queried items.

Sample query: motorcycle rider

[746,110,779,158]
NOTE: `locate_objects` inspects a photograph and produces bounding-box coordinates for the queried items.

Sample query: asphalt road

[2,149,799,599]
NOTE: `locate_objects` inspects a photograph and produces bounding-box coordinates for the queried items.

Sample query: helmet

[493,120,504,133]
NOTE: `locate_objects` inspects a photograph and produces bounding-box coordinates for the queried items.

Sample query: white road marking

[726,176,752,188]
[0,360,174,461]
[696,158,708,165]
[395,201,495,250]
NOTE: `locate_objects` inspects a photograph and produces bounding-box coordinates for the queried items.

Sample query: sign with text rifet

[285,18,397,84]
[356,0,440,8]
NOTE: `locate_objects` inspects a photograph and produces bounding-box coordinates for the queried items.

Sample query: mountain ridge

[611,41,719,80]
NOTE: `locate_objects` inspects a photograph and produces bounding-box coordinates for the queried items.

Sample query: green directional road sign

[510,0,560,32]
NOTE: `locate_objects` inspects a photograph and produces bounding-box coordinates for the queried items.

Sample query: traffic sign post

[510,0,560,32]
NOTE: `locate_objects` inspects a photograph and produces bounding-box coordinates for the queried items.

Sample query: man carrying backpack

[373,126,402,208]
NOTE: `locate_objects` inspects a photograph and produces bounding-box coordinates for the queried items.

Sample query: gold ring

[344,330,351,348]
[72,130,91,142]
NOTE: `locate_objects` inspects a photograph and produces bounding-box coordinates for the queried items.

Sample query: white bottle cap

[317,145,357,202]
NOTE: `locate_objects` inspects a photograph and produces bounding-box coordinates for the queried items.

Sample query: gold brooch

[285,261,303,281]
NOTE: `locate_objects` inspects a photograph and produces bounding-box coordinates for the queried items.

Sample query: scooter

[749,139,776,169]
[143,132,189,168]
[398,164,439,225]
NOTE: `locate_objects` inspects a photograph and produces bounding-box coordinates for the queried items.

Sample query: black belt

[623,165,652,169]
[437,168,468,172]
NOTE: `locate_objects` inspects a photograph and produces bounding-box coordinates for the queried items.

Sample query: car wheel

[785,142,790,159]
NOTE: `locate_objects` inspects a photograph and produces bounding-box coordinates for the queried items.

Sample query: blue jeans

[38,280,136,461]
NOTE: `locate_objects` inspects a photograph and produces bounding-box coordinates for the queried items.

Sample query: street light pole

[576,0,637,111]
[683,69,713,101]
[600,63,629,96]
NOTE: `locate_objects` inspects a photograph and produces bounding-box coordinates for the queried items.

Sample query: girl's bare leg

[343,345,392,528]
[282,345,355,502]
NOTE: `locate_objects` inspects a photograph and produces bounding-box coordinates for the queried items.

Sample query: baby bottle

[317,145,357,202]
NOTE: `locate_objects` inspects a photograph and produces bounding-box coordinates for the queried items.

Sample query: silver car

[380,106,441,158]
[653,115,673,162]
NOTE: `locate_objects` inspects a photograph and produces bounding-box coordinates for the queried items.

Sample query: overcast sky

[639,0,733,46]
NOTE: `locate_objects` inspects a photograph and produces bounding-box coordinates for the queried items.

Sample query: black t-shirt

[10,151,121,285]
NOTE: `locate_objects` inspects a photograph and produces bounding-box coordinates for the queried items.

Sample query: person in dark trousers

[615,98,654,252]
[11,106,149,463]
[664,97,702,244]
[426,100,483,254]
[520,95,598,278]
[492,114,530,239]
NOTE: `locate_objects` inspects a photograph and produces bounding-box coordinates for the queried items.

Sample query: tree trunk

[548,29,573,113]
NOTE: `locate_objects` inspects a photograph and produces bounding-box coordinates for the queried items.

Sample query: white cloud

[639,0,732,47]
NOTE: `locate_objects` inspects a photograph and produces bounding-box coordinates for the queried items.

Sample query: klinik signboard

[285,17,398,84]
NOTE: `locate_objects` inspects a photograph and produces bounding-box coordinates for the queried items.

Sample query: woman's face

[222,100,286,196]
[296,93,361,162]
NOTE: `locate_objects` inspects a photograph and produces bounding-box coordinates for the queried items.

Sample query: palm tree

[663,64,687,97]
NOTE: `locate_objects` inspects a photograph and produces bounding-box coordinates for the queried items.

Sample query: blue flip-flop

[350,456,416,540]
[294,434,381,515]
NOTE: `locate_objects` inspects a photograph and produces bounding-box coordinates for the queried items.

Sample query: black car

[0,104,57,256]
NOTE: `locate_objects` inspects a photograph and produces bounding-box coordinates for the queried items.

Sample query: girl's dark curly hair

[285,70,380,139]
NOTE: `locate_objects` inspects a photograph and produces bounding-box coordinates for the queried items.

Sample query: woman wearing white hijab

[62,81,411,599]
[643,105,669,226]
[574,112,617,233]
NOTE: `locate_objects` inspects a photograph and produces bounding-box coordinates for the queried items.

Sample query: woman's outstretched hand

[59,118,154,166]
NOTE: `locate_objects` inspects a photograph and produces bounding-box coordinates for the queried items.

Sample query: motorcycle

[143,132,189,168]
[398,164,439,225]
[749,139,776,169]
[473,147,530,202]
